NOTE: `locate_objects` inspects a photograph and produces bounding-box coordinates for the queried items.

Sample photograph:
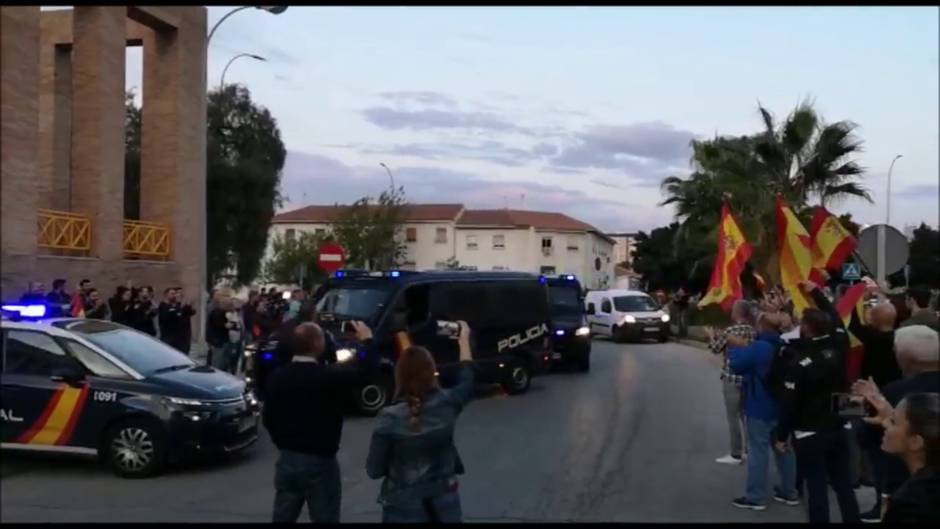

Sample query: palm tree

[660,100,871,284]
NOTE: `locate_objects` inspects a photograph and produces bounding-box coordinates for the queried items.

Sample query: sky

[124,6,937,233]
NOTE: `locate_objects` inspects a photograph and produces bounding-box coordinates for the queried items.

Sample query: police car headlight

[166,396,207,407]
[623,315,637,324]
[335,348,354,363]
[575,326,590,337]
[244,390,258,406]
[661,314,670,323]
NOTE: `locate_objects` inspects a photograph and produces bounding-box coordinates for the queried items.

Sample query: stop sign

[316,242,346,273]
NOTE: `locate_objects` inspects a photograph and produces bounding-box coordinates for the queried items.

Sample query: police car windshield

[613,296,659,312]
[64,321,194,375]
[549,286,582,314]
[315,287,390,323]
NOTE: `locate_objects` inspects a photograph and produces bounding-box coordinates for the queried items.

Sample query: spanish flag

[809,206,857,283]
[70,294,85,318]
[836,282,867,381]
[776,196,814,316]
[698,203,752,312]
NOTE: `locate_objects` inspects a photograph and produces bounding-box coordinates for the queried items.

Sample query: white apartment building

[267,204,615,289]
[608,232,639,269]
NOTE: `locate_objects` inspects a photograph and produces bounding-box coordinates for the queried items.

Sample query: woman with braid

[366,320,475,523]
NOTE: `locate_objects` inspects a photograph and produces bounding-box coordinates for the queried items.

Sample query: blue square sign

[842,263,861,280]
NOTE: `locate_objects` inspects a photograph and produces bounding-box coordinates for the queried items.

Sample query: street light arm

[220,53,266,89]
[207,6,252,44]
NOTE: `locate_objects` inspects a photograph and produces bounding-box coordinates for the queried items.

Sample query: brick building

[1,6,206,307]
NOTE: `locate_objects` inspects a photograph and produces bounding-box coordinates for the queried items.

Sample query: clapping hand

[349,320,373,342]
[852,377,892,427]
[704,326,716,340]
[797,280,818,294]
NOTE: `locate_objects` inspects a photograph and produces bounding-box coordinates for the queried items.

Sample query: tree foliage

[124,90,142,220]
[207,85,286,287]
[659,100,871,283]
[890,223,940,289]
[631,223,712,293]
[262,231,330,289]
[331,187,407,270]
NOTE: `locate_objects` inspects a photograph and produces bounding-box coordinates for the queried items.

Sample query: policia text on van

[1,313,260,478]
[280,270,555,415]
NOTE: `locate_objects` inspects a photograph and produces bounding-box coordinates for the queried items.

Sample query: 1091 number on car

[93,391,117,402]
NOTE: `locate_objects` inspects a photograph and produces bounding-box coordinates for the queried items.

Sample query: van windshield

[316,287,391,323]
[613,295,659,313]
[549,286,582,315]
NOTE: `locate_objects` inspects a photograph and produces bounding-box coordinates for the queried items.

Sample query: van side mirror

[586,303,596,315]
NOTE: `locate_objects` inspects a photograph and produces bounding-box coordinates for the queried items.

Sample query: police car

[544,275,591,371]
[0,304,260,478]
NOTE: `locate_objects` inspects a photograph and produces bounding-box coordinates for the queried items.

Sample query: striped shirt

[709,323,757,385]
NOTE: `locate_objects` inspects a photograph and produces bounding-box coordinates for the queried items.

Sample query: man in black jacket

[263,320,371,523]
[130,287,159,336]
[158,287,196,354]
[775,282,860,524]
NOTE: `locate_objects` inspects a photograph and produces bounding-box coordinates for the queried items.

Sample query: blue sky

[127,6,937,232]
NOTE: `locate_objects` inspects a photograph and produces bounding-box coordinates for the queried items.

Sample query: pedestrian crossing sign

[842,263,861,280]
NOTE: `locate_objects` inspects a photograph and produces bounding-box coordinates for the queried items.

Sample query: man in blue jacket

[728,311,799,511]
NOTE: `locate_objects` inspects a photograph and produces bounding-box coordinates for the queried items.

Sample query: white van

[584,289,670,343]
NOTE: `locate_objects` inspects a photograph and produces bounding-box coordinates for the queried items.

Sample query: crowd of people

[707,277,939,523]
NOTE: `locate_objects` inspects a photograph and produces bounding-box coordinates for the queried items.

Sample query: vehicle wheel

[354,376,392,416]
[577,352,591,372]
[103,418,167,479]
[658,333,669,343]
[503,364,531,395]
[611,325,626,344]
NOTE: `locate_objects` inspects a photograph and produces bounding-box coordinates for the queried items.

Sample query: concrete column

[1,6,40,256]
[38,38,72,212]
[70,6,126,261]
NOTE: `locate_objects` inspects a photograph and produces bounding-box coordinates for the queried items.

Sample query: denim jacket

[366,361,475,506]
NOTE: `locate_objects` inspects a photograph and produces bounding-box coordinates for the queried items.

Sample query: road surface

[0,339,873,522]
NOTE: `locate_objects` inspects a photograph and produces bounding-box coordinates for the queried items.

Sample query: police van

[250,270,553,415]
[545,275,591,371]
[0,304,260,478]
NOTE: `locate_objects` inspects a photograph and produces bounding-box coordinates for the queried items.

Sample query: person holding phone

[366,321,475,523]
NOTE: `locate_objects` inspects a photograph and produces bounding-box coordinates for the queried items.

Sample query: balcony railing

[37,209,91,255]
[123,219,170,260]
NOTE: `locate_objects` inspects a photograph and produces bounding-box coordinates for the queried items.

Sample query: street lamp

[379,162,396,191]
[220,53,267,89]
[886,154,903,225]
[207,6,288,45]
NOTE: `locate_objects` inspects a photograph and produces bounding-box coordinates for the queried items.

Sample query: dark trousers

[794,430,860,523]
[382,491,463,523]
[272,450,341,523]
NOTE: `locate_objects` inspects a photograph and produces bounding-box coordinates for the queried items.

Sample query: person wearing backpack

[728,312,799,511]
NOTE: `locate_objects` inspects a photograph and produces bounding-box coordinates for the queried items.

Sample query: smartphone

[832,393,867,418]
[436,320,461,339]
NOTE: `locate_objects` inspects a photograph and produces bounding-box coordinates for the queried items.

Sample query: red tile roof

[273,204,464,223]
[458,209,614,242]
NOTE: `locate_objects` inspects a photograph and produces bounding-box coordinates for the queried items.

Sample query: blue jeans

[745,417,797,504]
[382,491,463,523]
[272,451,341,523]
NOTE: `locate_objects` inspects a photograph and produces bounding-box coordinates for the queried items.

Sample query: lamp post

[379,162,395,192]
[886,154,903,225]
[207,6,288,45]
[220,53,267,89]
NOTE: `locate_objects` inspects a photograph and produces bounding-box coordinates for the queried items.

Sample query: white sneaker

[716,455,744,465]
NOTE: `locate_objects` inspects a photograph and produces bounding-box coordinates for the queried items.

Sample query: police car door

[0,329,89,447]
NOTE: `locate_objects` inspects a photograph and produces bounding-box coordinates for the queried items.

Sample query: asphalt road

[0,339,873,523]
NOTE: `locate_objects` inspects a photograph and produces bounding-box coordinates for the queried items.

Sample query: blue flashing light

[564,274,576,281]
[1,304,46,318]
[538,276,547,284]
[358,350,367,360]
[555,329,565,336]
[389,270,401,278]
[334,271,346,278]
[262,353,274,361]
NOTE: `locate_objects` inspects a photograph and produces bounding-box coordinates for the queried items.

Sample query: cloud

[377,91,457,108]
[551,122,696,177]
[358,140,554,167]
[279,150,668,231]
[895,184,940,200]
[361,106,532,135]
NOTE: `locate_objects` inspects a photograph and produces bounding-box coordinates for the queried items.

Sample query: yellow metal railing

[123,219,170,259]
[37,209,91,253]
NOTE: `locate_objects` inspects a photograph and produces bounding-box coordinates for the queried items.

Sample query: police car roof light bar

[1,304,47,318]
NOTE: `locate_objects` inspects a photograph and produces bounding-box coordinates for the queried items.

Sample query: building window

[406,227,417,242]
[493,234,505,250]
[285,229,296,243]
[541,236,553,256]
[466,235,478,250]
[567,235,579,251]
[435,227,447,244]
[540,266,556,275]
[315,228,326,237]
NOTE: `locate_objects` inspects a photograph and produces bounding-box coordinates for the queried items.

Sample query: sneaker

[716,455,744,465]
[772,488,800,506]
[732,497,767,511]
[860,507,882,523]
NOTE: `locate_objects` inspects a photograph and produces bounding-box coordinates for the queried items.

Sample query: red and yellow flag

[698,203,753,312]
[776,196,814,316]
[809,206,857,283]
[836,282,867,382]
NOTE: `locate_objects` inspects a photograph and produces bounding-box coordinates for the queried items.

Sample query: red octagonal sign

[317,242,346,273]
